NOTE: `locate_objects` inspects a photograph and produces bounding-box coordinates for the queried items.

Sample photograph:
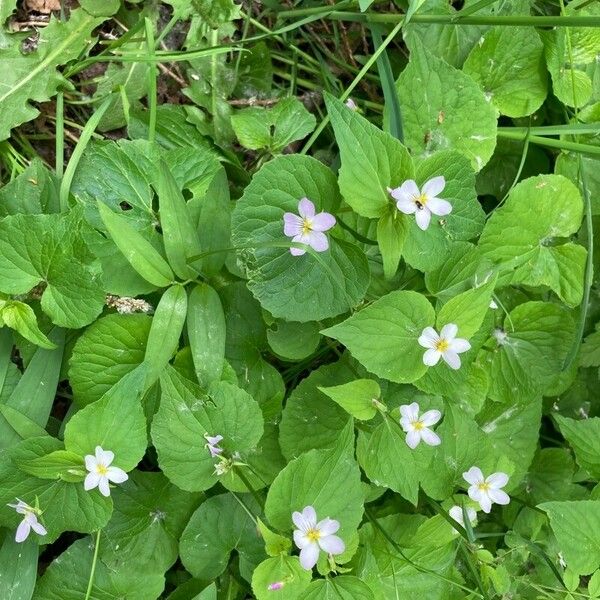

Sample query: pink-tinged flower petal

[107,466,128,484]
[449,338,471,354]
[15,519,31,543]
[418,327,439,349]
[283,213,303,237]
[422,176,445,197]
[299,542,320,570]
[8,500,28,514]
[96,447,114,467]
[316,518,340,536]
[415,208,431,230]
[31,519,47,537]
[486,472,509,489]
[442,350,461,370]
[396,198,417,215]
[399,402,420,421]
[427,197,452,216]
[302,506,317,528]
[439,323,458,341]
[290,234,308,256]
[292,511,309,531]
[318,534,345,555]
[390,180,419,203]
[405,429,421,449]
[463,467,484,485]
[488,489,510,505]
[423,348,441,366]
[311,212,336,232]
[268,581,285,591]
[420,428,441,446]
[298,198,316,219]
[85,455,97,472]
[98,477,111,497]
[420,409,442,427]
[477,494,492,514]
[307,231,329,253]
[84,472,100,491]
[293,529,309,549]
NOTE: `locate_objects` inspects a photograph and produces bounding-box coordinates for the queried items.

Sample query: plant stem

[145,18,157,144]
[497,129,600,156]
[55,91,64,178]
[84,530,101,600]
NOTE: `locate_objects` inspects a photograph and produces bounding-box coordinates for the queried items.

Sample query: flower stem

[84,529,101,600]
[233,466,265,511]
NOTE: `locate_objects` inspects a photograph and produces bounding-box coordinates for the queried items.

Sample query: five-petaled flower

[463,467,510,513]
[418,324,471,370]
[84,446,128,497]
[7,499,47,543]
[389,176,452,230]
[448,505,478,533]
[283,198,336,256]
[204,433,224,458]
[399,402,442,449]
[292,505,345,570]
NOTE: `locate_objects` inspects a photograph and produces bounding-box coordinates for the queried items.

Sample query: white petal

[399,416,412,432]
[442,350,461,370]
[477,493,492,514]
[95,447,114,466]
[396,198,417,215]
[405,430,421,449]
[399,402,420,421]
[390,180,420,203]
[84,472,100,491]
[298,198,316,219]
[426,197,452,216]
[283,213,304,237]
[316,518,340,536]
[463,467,484,486]
[318,534,345,555]
[420,409,441,427]
[488,489,510,506]
[422,176,445,197]
[420,428,441,446]
[31,520,47,537]
[292,511,309,532]
[486,472,509,489]
[299,542,320,570]
[467,508,478,524]
[423,348,441,366]
[293,530,309,549]
[98,476,111,497]
[15,519,31,543]
[415,207,431,230]
[467,486,483,503]
[106,466,128,484]
[302,506,317,529]
[418,327,439,349]
[439,323,458,341]
[307,230,329,253]
[448,506,464,526]
[449,338,471,354]
[84,454,97,472]
[290,234,308,256]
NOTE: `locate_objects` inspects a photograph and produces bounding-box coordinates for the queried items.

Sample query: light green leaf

[555,415,600,479]
[231,154,369,322]
[257,518,292,557]
[581,326,600,367]
[16,449,83,481]
[251,556,311,600]
[69,313,151,407]
[525,448,584,504]
[0,301,55,349]
[396,38,497,171]
[318,379,381,421]
[463,27,547,117]
[231,97,316,153]
[479,174,585,306]
[0,534,38,600]
[266,320,320,361]
[325,92,414,218]
[322,290,435,384]
[180,493,264,581]
[298,576,375,600]
[376,211,407,280]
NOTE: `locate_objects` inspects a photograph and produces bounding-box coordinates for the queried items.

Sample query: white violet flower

[7,499,47,543]
[399,402,442,449]
[389,176,452,230]
[292,505,345,570]
[463,467,510,513]
[448,505,478,533]
[418,324,471,370]
[84,446,128,497]
[204,433,224,458]
[344,98,358,111]
[283,198,336,256]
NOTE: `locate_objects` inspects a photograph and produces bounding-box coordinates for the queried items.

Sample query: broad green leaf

[0,301,55,349]
[257,518,292,557]
[396,38,497,171]
[156,161,202,280]
[144,284,187,387]
[98,201,174,288]
[231,154,369,322]
[266,320,320,361]
[555,152,600,216]
[0,404,48,441]
[16,449,83,481]
[540,501,600,575]
[69,313,151,407]
[322,290,435,383]
[0,8,105,141]
[265,445,364,544]
[325,92,414,218]
[32,537,164,600]
[231,97,316,152]
[376,210,407,280]
[463,27,547,117]
[251,556,311,600]
[78,0,120,16]
[187,283,226,387]
[299,576,375,600]
[581,326,600,367]
[180,493,264,581]
[479,175,585,306]
[64,367,147,471]
[101,471,200,572]
[151,367,264,492]
[318,379,381,421]
[0,534,38,600]
[555,415,600,479]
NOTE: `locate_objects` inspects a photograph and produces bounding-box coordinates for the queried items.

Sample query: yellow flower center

[301,218,313,235]
[415,193,428,208]
[477,482,490,492]
[412,420,425,431]
[96,464,109,476]
[306,528,321,542]
[435,339,450,353]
